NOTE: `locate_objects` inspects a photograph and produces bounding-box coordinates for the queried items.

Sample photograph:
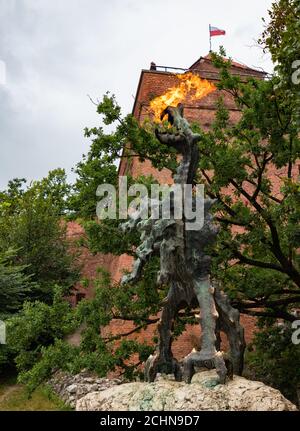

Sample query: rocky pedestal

[48,371,122,408]
[76,371,297,411]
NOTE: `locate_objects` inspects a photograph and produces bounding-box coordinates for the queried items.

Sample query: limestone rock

[76,370,297,411]
[48,370,122,408]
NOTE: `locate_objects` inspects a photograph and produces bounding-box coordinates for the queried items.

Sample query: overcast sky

[0,0,274,189]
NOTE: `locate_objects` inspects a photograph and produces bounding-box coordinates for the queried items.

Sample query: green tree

[2,271,157,391]
[73,60,300,324]
[259,0,300,93]
[1,286,79,383]
[0,169,79,303]
[70,93,178,220]
[247,323,300,404]
[197,50,300,323]
[0,249,34,318]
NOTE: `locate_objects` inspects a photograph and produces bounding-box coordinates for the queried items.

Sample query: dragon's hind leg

[214,286,246,375]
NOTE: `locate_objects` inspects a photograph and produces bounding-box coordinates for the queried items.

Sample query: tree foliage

[0,249,35,318]
[73,56,300,324]
[0,169,79,303]
[70,93,178,220]
[1,286,78,385]
[197,49,300,323]
[247,324,300,404]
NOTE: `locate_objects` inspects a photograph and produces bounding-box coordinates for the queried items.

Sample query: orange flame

[149,72,216,121]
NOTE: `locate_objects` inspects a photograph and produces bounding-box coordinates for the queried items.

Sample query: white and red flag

[209,25,226,37]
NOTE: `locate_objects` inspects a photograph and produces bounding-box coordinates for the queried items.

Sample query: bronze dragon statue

[121,104,245,384]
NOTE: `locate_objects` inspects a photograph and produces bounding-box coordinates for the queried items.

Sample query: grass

[0,375,72,411]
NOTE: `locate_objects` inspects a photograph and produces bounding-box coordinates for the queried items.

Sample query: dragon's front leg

[145,282,183,382]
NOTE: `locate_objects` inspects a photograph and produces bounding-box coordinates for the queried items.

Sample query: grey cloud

[0,0,273,189]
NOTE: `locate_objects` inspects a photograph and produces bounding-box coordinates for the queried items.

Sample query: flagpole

[209,24,212,52]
